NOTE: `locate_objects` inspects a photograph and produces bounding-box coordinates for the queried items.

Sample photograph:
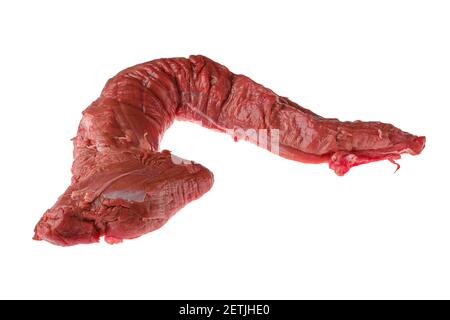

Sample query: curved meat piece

[34,55,425,246]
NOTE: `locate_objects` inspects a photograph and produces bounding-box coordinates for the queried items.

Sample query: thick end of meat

[33,151,214,246]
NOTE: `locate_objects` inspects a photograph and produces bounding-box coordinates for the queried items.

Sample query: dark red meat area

[34,55,425,246]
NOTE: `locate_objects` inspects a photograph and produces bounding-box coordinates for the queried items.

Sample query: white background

[1,0,449,299]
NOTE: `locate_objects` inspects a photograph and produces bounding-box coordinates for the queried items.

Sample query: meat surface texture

[34,55,426,246]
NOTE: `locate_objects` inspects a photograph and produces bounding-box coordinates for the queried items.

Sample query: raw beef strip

[34,55,425,246]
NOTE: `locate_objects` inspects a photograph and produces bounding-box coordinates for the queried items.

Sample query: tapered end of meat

[34,151,214,246]
[329,129,426,176]
[409,136,426,155]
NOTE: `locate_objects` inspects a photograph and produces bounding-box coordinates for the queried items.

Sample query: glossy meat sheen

[34,55,426,246]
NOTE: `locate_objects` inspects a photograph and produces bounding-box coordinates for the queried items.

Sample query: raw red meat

[34,55,425,246]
